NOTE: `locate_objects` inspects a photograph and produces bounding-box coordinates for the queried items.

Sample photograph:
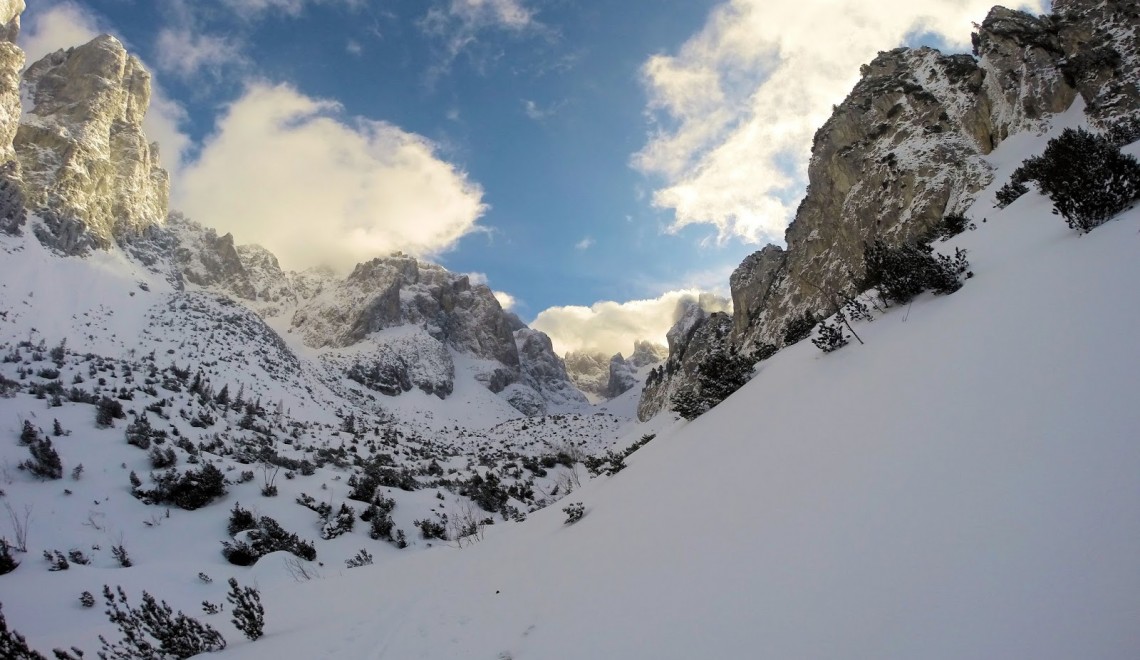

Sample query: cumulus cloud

[174,83,487,272]
[634,0,1046,245]
[155,28,246,79]
[20,2,192,177]
[532,290,731,357]
[574,236,594,250]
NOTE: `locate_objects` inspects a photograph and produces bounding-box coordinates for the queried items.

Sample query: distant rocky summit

[565,340,667,402]
[640,0,1140,420]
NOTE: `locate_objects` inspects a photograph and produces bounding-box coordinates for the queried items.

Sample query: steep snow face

[147,133,1138,660]
[15,35,168,253]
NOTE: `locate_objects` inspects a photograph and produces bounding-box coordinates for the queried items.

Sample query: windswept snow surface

[2,116,1139,659]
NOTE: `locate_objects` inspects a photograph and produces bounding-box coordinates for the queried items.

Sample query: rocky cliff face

[642,0,1140,419]
[15,35,168,253]
[0,0,23,235]
[566,340,667,402]
[637,302,733,421]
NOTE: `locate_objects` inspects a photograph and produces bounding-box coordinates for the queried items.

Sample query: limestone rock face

[515,328,588,413]
[291,255,519,366]
[15,35,168,253]
[166,214,258,301]
[564,351,610,399]
[603,353,637,399]
[0,0,24,234]
[628,340,668,368]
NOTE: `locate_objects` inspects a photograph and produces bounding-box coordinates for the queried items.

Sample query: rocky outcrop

[0,0,24,234]
[15,35,168,253]
[604,354,637,399]
[564,351,610,399]
[729,0,1140,352]
[642,0,1140,419]
[637,303,733,421]
[515,328,588,413]
[627,340,668,368]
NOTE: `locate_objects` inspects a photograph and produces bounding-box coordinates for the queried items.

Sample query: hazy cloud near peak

[532,290,731,357]
[155,28,246,80]
[174,83,487,273]
[634,0,1046,246]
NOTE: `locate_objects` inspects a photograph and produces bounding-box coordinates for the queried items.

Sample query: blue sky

[19,0,1043,356]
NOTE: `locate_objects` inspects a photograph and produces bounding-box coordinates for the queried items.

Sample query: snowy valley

[0,0,1139,658]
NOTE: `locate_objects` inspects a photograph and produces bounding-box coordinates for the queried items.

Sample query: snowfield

[1,111,1139,659]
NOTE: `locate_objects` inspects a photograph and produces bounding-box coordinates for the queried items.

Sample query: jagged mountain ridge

[640,0,1140,420]
[564,340,668,402]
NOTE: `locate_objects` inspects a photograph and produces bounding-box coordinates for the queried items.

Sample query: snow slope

[195,122,1139,659]
[3,113,1140,659]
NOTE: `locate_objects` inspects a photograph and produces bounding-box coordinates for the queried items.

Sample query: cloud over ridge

[175,83,487,272]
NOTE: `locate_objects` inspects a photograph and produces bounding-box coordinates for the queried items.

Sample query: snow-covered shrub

[345,549,374,568]
[43,550,69,571]
[99,585,226,659]
[226,578,265,642]
[362,495,396,541]
[782,311,819,346]
[320,503,356,540]
[136,463,226,510]
[227,503,257,536]
[148,446,177,469]
[414,516,448,541]
[998,127,1140,231]
[460,473,509,514]
[862,240,969,305]
[562,502,585,525]
[222,515,316,566]
[19,436,62,480]
[95,397,125,428]
[79,591,95,608]
[670,349,755,420]
[812,318,849,353]
[111,544,132,568]
[125,413,165,449]
[0,539,19,575]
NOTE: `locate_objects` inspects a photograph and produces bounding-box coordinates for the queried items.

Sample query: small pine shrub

[812,318,849,353]
[414,517,448,541]
[79,591,96,608]
[345,549,374,568]
[227,503,257,537]
[998,127,1140,231]
[44,550,69,571]
[99,585,226,659]
[20,436,63,480]
[0,539,19,575]
[782,311,819,346]
[95,397,125,428]
[319,503,356,540]
[222,516,316,565]
[111,544,132,568]
[562,502,585,525]
[135,463,226,510]
[862,239,969,305]
[226,578,265,642]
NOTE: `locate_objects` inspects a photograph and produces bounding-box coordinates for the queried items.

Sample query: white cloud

[174,83,487,272]
[420,0,541,75]
[492,290,516,310]
[19,1,99,65]
[531,290,730,357]
[20,2,192,178]
[634,0,1047,245]
[346,39,362,56]
[155,28,245,79]
[574,236,594,250]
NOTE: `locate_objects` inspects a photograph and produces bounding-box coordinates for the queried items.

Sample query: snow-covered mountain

[0,0,1138,658]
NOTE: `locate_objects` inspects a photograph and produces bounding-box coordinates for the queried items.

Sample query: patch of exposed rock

[15,35,168,253]
[637,302,733,421]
